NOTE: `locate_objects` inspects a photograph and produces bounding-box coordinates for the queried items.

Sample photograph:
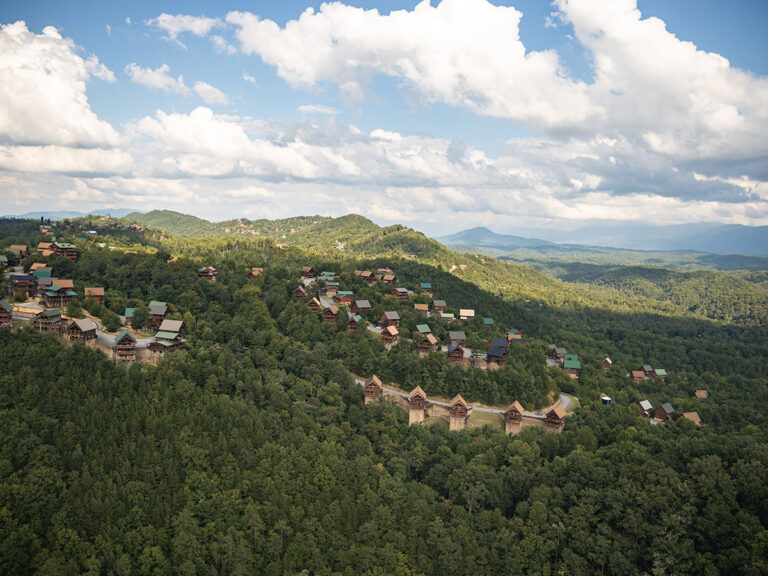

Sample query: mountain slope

[437,226,555,249]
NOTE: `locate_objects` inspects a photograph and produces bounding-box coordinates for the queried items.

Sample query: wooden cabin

[333,291,353,306]
[489,337,508,350]
[418,333,439,354]
[9,274,36,298]
[459,309,475,322]
[113,330,137,363]
[380,311,400,327]
[293,285,307,299]
[420,282,433,296]
[652,368,667,381]
[67,318,97,342]
[10,244,28,258]
[545,406,566,432]
[390,287,409,301]
[347,314,363,333]
[412,324,431,336]
[408,386,428,411]
[148,301,168,330]
[449,395,470,419]
[322,305,339,324]
[637,400,654,418]
[307,297,321,312]
[681,412,701,426]
[430,299,447,313]
[446,330,466,346]
[486,346,507,366]
[363,375,384,404]
[149,331,186,353]
[84,287,105,304]
[630,370,646,383]
[446,342,465,362]
[563,354,581,379]
[381,325,399,344]
[602,357,613,370]
[351,300,371,314]
[300,266,316,279]
[504,401,524,424]
[359,271,376,285]
[37,242,54,256]
[158,319,185,337]
[693,389,709,400]
[414,303,429,315]
[52,242,77,261]
[549,345,567,364]
[654,402,675,422]
[382,274,397,284]
[41,285,76,308]
[0,300,13,328]
[249,267,263,279]
[198,266,217,282]
[33,309,65,335]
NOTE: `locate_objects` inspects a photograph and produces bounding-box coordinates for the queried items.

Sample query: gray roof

[490,338,508,348]
[0,300,11,312]
[149,305,168,315]
[638,400,653,411]
[643,364,654,372]
[159,319,184,332]
[354,300,371,309]
[448,330,466,340]
[432,299,447,307]
[382,311,400,320]
[447,342,464,353]
[70,318,97,332]
[486,346,506,358]
[660,402,675,414]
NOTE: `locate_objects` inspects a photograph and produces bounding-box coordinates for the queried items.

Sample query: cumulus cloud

[0,21,119,147]
[125,63,188,94]
[298,104,339,115]
[146,14,222,40]
[85,55,116,82]
[193,81,229,104]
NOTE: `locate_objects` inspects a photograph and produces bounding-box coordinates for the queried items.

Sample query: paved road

[353,377,572,420]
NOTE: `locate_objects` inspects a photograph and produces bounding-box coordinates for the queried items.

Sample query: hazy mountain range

[437,224,768,255]
[2,208,142,220]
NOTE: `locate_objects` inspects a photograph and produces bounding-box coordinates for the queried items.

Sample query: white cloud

[106,24,111,36]
[125,63,188,94]
[85,55,116,82]
[0,145,132,174]
[146,13,222,40]
[193,81,229,104]
[298,104,339,115]
[243,72,259,86]
[125,17,131,25]
[0,21,119,147]
[211,35,236,55]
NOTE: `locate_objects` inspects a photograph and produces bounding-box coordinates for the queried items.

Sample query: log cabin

[548,345,567,364]
[380,311,400,327]
[652,368,667,381]
[333,291,354,305]
[412,324,431,336]
[52,242,77,261]
[34,309,65,335]
[0,300,12,328]
[41,285,76,308]
[67,318,97,342]
[382,274,397,284]
[381,325,399,344]
[84,287,105,304]
[420,282,433,296]
[414,303,429,315]
[430,299,447,313]
[446,330,466,346]
[158,319,185,337]
[307,297,321,312]
[390,287,409,301]
[545,406,566,432]
[149,330,186,353]
[642,364,654,378]
[630,370,646,383]
[654,402,675,422]
[681,412,701,426]
[637,400,654,418]
[148,301,168,330]
[504,401,524,424]
[418,333,439,354]
[113,330,137,363]
[408,386,427,411]
[363,375,384,404]
[486,346,507,366]
[449,395,471,428]
[10,244,28,258]
[351,300,371,314]
[693,389,709,400]
[507,329,524,343]
[489,337,508,350]
[37,242,54,256]
[459,309,475,322]
[293,285,307,299]
[300,266,316,279]
[9,274,36,298]
[198,266,217,282]
[347,314,363,333]
[563,354,581,379]
[446,342,466,362]
[602,357,612,370]
[322,305,339,324]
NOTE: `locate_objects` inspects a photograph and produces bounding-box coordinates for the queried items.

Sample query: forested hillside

[1,217,768,575]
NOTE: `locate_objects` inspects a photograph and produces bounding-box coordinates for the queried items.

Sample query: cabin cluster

[629,364,667,383]
[637,399,701,426]
[548,345,582,379]
[362,374,567,434]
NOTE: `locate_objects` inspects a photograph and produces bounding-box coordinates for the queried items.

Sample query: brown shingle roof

[408,386,427,400]
[551,406,566,419]
[693,389,709,399]
[365,375,382,387]
[85,287,105,296]
[449,394,468,408]
[506,401,524,413]
[681,412,701,425]
[51,278,74,289]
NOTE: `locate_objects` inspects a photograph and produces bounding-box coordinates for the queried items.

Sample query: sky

[1,0,767,235]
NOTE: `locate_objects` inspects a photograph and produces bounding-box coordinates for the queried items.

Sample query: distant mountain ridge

[439,224,768,256]
[3,208,142,220]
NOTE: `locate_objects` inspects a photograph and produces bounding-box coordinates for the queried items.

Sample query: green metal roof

[54,242,76,248]
[420,282,432,289]
[124,308,135,318]
[654,368,667,376]
[415,324,431,334]
[661,402,675,414]
[114,330,136,344]
[155,331,179,340]
[484,317,494,325]
[0,300,12,312]
[440,313,455,319]
[149,301,166,307]
[563,354,581,370]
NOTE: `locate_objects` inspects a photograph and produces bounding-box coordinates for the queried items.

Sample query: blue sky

[1,0,767,234]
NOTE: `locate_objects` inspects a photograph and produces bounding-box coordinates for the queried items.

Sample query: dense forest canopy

[1,216,767,575]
